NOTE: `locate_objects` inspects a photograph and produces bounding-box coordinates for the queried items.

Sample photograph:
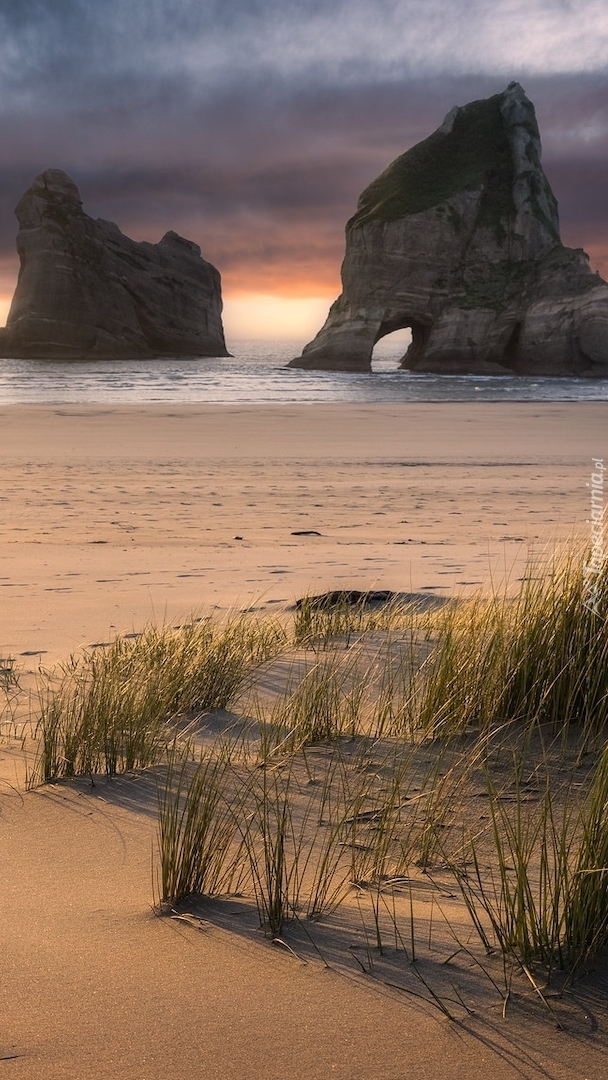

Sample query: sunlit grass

[33,613,286,783]
[26,541,608,988]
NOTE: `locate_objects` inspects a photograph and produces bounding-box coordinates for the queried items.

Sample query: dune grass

[26,541,608,989]
[408,549,608,741]
[156,745,248,905]
[449,734,608,979]
[0,655,24,741]
[293,592,418,650]
[33,613,286,783]
[154,544,608,987]
[156,736,453,932]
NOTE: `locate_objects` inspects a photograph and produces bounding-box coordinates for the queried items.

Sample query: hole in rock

[371,327,412,372]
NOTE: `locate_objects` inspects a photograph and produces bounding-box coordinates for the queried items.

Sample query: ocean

[1,338,607,404]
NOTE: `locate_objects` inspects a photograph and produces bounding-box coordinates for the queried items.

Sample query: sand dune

[0,757,606,1080]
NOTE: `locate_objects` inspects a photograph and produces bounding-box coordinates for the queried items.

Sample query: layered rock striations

[0,169,228,360]
[290,83,608,376]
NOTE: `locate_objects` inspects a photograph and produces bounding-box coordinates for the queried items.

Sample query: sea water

[0,338,607,404]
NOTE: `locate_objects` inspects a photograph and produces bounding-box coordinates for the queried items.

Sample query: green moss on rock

[348,94,514,233]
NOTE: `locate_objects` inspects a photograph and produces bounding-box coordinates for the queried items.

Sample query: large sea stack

[290,83,608,375]
[0,169,228,360]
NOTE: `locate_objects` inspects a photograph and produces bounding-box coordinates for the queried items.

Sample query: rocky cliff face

[290,83,608,376]
[0,169,228,360]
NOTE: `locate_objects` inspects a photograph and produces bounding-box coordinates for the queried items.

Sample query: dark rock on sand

[295,590,445,611]
[0,169,228,360]
[289,83,608,376]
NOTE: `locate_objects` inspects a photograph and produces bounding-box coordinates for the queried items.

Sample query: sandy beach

[1,401,608,1080]
[1,402,603,668]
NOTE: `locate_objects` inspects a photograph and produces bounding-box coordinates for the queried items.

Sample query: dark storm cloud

[0,2,607,294]
[2,0,606,101]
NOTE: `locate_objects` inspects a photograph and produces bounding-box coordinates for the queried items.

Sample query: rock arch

[289,84,608,377]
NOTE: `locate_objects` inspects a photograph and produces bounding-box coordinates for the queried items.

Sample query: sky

[0,0,606,341]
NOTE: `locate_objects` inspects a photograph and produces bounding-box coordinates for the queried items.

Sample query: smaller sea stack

[0,169,228,360]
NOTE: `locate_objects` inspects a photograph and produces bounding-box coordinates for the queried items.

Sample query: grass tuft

[33,614,286,783]
[25,539,608,994]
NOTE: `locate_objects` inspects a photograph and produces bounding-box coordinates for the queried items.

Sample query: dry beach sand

[1,401,608,1079]
[1,401,604,667]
